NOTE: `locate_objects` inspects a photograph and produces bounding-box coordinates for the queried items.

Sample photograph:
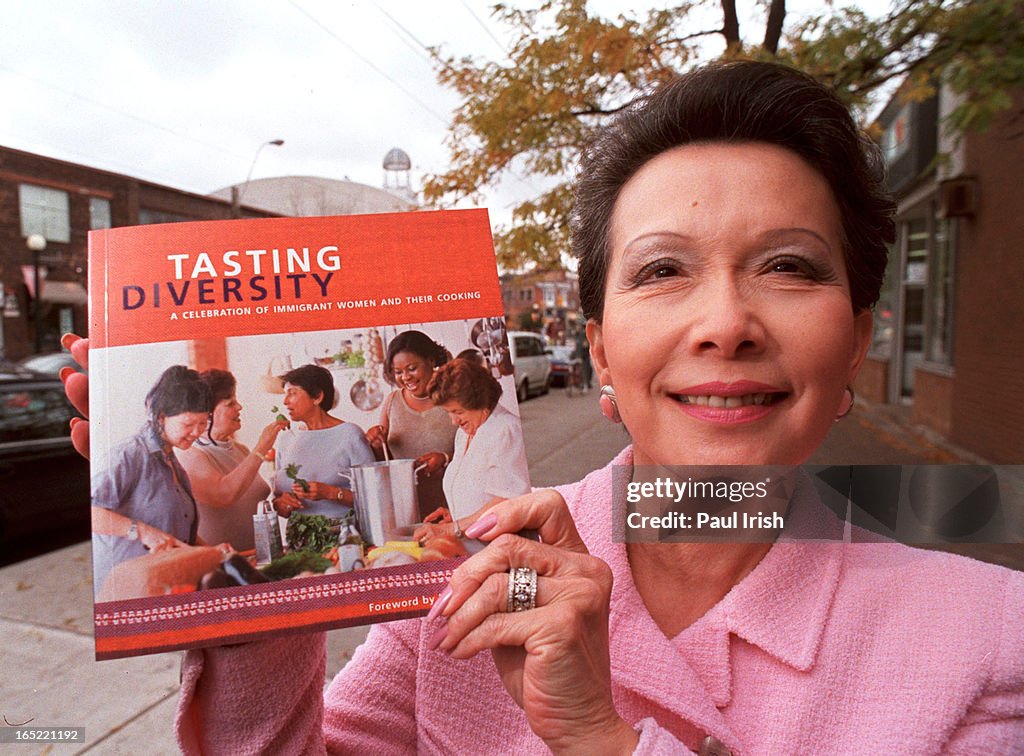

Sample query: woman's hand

[60,333,90,459]
[253,419,288,458]
[274,492,305,517]
[414,521,453,543]
[415,451,448,476]
[365,424,387,451]
[291,481,346,502]
[138,521,187,553]
[428,490,638,755]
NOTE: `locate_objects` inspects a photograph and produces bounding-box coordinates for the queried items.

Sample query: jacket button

[699,735,731,756]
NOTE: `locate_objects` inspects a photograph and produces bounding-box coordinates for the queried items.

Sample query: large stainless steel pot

[344,459,425,546]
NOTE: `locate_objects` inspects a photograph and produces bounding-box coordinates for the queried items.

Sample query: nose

[687,275,767,358]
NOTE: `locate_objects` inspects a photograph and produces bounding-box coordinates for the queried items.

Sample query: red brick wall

[948,102,1024,462]
[855,357,888,403]
[912,368,953,437]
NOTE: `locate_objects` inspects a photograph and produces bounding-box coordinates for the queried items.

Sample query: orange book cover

[87,209,530,659]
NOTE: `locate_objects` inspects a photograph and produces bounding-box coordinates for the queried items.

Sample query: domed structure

[209,175,415,217]
[382,147,414,203]
[383,147,411,171]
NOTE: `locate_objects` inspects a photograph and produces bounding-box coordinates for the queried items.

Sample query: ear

[586,319,613,387]
[848,309,873,383]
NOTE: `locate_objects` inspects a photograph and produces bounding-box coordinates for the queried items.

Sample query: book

[87,208,530,659]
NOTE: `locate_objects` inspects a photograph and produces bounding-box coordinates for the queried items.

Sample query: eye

[765,255,820,278]
[631,258,683,285]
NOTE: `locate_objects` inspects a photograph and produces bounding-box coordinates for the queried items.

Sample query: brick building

[856,87,1024,462]
[500,269,579,343]
[0,146,273,360]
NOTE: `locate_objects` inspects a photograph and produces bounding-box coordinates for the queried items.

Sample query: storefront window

[925,213,956,365]
[871,243,899,358]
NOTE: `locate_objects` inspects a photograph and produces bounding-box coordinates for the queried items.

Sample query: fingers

[70,417,90,459]
[444,535,600,619]
[62,370,89,418]
[467,490,587,553]
[61,333,89,370]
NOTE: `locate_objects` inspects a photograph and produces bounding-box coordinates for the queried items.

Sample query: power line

[459,0,506,54]
[371,3,435,64]
[287,0,450,127]
[0,62,253,166]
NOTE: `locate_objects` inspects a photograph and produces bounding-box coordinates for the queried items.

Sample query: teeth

[679,393,776,407]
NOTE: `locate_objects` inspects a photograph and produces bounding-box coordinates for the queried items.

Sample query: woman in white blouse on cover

[413,358,529,542]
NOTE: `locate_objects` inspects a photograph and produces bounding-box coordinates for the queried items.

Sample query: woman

[413,358,530,542]
[90,365,212,595]
[176,369,286,551]
[365,330,456,519]
[271,363,375,519]
[67,62,1023,753]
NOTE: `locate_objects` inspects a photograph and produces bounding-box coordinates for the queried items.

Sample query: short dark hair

[281,364,335,410]
[428,359,502,412]
[199,369,237,406]
[572,60,895,320]
[383,330,451,386]
[455,348,486,368]
[145,365,212,423]
[199,369,237,444]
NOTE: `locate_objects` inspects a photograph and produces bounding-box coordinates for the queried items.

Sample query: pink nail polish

[427,621,448,651]
[464,512,498,539]
[426,585,452,622]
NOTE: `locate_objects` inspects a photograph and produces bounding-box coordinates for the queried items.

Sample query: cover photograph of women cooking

[89,316,529,655]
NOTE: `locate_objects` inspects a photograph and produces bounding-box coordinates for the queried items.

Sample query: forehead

[169,411,209,424]
[608,142,842,257]
[393,351,424,366]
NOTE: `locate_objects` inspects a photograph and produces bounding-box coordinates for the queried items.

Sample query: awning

[41,280,88,305]
[20,267,87,305]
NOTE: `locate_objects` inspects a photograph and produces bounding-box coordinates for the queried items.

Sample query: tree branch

[763,0,786,54]
[721,0,740,49]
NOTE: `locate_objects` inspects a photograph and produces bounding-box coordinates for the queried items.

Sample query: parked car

[507,331,551,402]
[18,351,81,377]
[0,363,90,565]
[546,344,580,388]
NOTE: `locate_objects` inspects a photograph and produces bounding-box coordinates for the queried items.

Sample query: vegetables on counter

[259,551,334,580]
[285,513,341,553]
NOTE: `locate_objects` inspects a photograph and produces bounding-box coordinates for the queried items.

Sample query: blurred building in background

[501,269,579,344]
[0,146,275,360]
[209,147,417,217]
[858,84,1024,462]
[0,146,420,361]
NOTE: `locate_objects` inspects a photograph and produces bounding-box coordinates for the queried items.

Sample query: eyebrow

[623,227,833,254]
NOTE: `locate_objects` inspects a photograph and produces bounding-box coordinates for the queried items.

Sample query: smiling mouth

[671,392,788,407]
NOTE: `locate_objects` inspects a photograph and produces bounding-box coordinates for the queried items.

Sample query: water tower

[382,147,415,203]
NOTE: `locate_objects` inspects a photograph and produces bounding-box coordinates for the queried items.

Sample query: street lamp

[26,233,46,353]
[238,139,284,209]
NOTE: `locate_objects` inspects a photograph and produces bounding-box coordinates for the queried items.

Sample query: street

[1,388,1020,753]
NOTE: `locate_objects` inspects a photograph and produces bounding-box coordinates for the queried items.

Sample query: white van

[507,331,551,402]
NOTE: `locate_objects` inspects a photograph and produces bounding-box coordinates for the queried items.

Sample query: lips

[668,381,789,422]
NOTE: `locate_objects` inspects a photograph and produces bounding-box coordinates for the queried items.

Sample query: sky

[0,1,889,230]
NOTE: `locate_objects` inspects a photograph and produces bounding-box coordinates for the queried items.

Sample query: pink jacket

[177,448,1024,754]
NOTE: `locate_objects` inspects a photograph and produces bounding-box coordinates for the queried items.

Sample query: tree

[423,0,1024,270]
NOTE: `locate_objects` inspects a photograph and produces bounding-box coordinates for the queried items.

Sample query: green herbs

[285,462,309,492]
[332,350,366,368]
[285,513,342,553]
[259,550,333,580]
[270,405,288,423]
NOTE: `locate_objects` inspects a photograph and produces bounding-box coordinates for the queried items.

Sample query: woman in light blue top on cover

[271,364,374,520]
